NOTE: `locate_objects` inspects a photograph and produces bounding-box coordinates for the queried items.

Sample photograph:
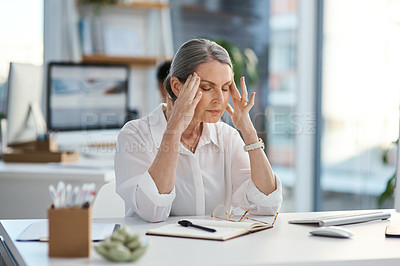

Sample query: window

[266,0,298,211]
[320,0,400,210]
[0,0,44,116]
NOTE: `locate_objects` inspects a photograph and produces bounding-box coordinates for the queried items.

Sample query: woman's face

[192,60,232,123]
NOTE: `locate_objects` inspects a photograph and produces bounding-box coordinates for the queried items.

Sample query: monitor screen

[46,62,129,131]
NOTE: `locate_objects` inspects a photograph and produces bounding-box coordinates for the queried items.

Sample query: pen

[75,184,87,206]
[65,184,72,207]
[48,185,57,207]
[57,181,66,208]
[87,183,96,204]
[70,186,80,207]
[178,220,216,233]
[82,183,95,203]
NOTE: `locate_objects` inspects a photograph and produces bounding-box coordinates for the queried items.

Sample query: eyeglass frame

[211,204,278,226]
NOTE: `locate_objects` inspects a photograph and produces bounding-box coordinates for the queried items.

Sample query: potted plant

[80,0,118,15]
[377,139,399,208]
[214,39,259,87]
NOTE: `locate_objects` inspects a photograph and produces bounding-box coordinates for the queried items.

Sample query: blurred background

[0,0,399,213]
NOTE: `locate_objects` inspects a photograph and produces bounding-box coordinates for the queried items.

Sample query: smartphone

[385,225,400,237]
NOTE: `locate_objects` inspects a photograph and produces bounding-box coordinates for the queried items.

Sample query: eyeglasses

[211,204,278,226]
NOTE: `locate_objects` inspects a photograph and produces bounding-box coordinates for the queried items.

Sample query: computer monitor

[0,81,7,118]
[46,62,129,132]
[5,62,45,145]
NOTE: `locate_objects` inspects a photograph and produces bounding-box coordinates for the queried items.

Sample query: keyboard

[288,211,391,226]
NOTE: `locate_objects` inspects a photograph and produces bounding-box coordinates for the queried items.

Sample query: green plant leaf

[377,173,395,208]
[214,39,258,86]
[243,48,259,85]
[377,138,398,208]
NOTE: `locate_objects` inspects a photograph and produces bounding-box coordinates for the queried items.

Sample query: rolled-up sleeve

[229,130,283,215]
[114,122,175,222]
[246,177,282,215]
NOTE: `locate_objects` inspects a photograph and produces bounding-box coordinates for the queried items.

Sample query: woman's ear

[170,77,182,99]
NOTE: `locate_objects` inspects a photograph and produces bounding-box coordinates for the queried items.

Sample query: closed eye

[201,86,212,91]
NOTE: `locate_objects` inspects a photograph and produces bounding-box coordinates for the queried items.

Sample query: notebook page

[146,222,248,241]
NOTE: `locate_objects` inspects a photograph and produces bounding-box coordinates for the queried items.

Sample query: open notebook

[146,219,273,241]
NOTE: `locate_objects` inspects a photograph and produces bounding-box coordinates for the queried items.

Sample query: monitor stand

[8,102,47,146]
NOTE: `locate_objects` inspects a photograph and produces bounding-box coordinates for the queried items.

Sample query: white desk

[1,210,400,266]
[0,157,115,219]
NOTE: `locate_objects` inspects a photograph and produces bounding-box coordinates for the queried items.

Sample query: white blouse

[115,104,283,222]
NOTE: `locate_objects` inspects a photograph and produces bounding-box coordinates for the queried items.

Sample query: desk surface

[0,157,114,182]
[1,210,400,266]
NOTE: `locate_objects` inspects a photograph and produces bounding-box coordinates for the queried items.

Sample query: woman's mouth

[207,110,221,115]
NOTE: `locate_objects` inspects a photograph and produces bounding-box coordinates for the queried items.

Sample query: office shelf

[115,1,170,9]
[45,0,174,114]
[79,1,170,10]
[82,54,158,66]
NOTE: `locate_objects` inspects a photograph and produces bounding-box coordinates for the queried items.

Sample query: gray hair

[164,38,232,101]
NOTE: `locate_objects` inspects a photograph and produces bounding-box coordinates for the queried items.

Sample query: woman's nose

[213,89,224,103]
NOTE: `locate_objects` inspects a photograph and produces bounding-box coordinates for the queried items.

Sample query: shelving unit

[77,1,173,114]
[115,1,170,9]
[44,0,173,115]
[82,54,158,66]
[77,1,172,65]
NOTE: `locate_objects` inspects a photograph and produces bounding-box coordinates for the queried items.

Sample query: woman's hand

[227,77,277,196]
[165,73,202,135]
[226,77,256,134]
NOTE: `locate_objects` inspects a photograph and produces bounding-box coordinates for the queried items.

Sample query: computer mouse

[310,226,353,238]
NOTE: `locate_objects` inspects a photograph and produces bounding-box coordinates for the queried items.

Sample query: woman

[115,38,282,222]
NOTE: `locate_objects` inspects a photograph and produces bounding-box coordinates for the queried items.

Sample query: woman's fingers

[249,92,256,105]
[244,92,255,112]
[188,73,201,101]
[240,77,248,101]
[226,103,234,116]
[178,74,192,98]
[192,91,202,106]
[229,78,241,101]
[179,73,200,101]
[228,91,256,115]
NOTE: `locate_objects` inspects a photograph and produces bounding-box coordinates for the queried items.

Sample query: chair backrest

[92,182,125,218]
